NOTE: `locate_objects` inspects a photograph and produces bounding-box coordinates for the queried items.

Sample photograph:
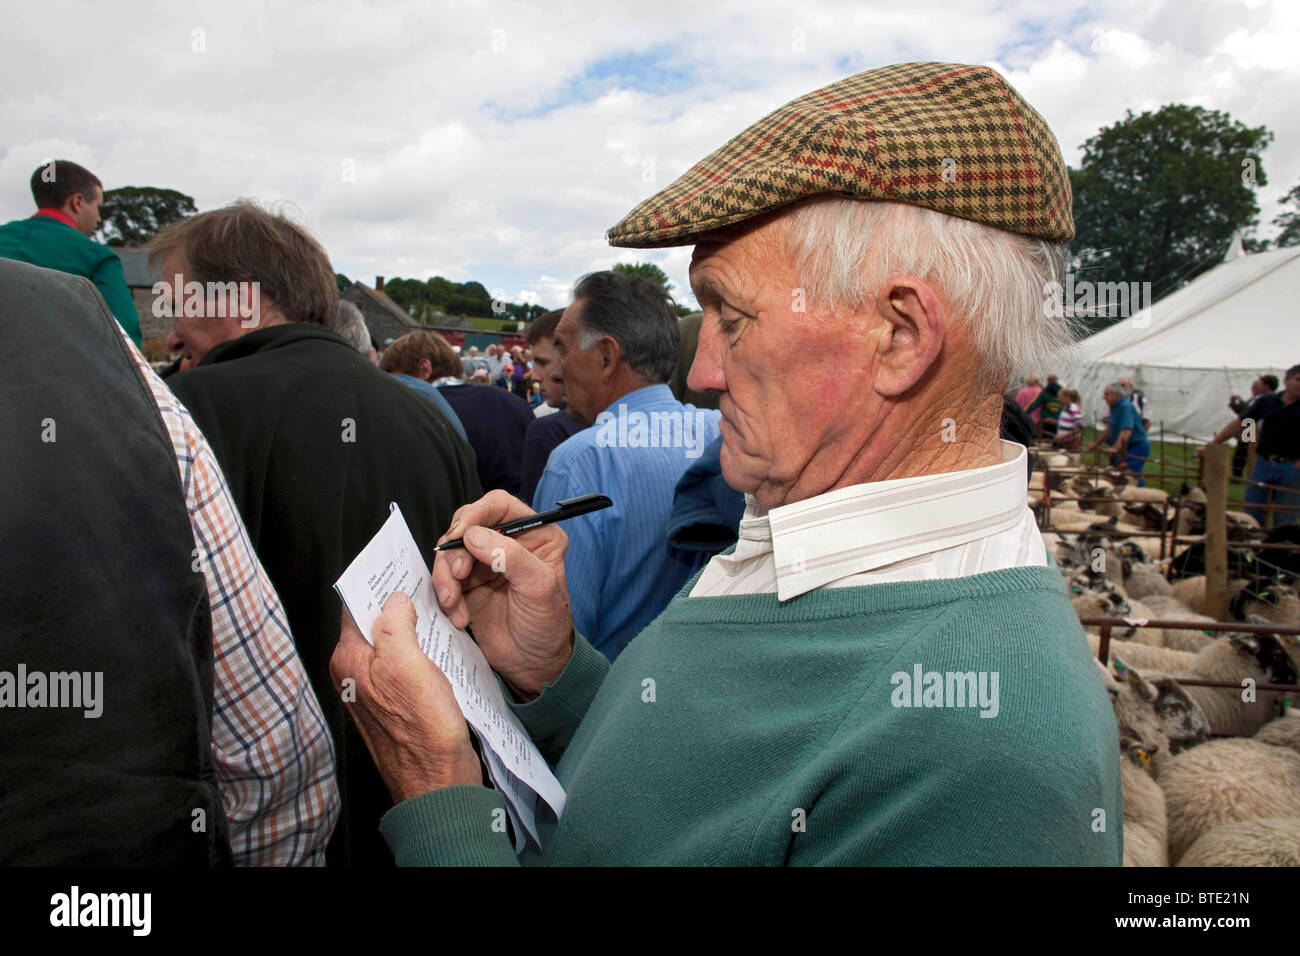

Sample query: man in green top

[0,160,141,346]
[331,62,1123,866]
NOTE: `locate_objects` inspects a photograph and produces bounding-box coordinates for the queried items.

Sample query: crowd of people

[1011,373,1146,475]
[1011,367,1300,518]
[23,61,1278,867]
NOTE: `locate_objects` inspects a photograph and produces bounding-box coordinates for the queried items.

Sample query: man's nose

[165,324,183,353]
[686,314,726,395]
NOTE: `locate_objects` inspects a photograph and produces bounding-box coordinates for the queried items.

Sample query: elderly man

[332,62,1121,865]
[158,201,479,865]
[0,160,141,345]
[532,270,722,659]
[1116,377,1149,430]
[1084,384,1151,485]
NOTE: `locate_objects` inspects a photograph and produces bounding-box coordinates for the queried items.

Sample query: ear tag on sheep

[1136,748,1150,764]
[1123,617,1148,627]
[1071,586,1083,594]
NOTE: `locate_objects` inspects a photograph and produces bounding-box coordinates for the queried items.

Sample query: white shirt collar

[736,441,1031,601]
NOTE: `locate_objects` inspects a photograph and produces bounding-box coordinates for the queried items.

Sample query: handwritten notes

[334,504,565,852]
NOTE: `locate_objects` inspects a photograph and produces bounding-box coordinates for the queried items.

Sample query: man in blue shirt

[1085,383,1150,485]
[534,271,721,660]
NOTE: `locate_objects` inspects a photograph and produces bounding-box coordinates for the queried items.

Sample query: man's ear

[595,334,622,380]
[417,357,433,381]
[871,274,944,398]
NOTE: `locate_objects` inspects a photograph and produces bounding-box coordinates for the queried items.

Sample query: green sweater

[381,564,1123,865]
[0,216,141,346]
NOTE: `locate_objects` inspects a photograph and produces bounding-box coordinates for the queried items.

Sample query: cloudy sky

[2,0,1297,310]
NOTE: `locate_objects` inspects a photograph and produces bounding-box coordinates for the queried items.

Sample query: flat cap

[607,61,1073,247]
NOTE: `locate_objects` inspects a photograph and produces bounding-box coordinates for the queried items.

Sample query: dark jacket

[169,324,480,865]
[519,408,587,506]
[667,434,745,558]
[0,259,228,864]
[435,382,534,497]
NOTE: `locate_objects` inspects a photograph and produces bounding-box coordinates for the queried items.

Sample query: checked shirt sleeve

[131,347,340,865]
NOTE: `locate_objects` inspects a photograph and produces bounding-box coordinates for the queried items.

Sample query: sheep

[1119,486,1169,505]
[1169,632,1300,738]
[1124,563,1174,601]
[1234,583,1300,627]
[1253,712,1300,757]
[1226,510,1261,532]
[1137,595,1216,652]
[1105,659,1210,779]
[1123,598,1165,646]
[1130,536,1165,561]
[1177,818,1300,867]
[1119,736,1168,867]
[1160,738,1300,864]
[1171,576,1207,613]
[1086,634,1196,673]
[1050,509,1104,533]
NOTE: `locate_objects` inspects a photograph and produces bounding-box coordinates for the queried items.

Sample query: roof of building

[113,246,160,288]
[343,282,426,345]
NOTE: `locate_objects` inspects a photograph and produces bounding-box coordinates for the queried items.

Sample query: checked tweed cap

[607,61,1074,247]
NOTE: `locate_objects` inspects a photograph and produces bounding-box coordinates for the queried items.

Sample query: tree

[1273,182,1300,248]
[335,273,353,293]
[1069,104,1273,330]
[613,261,673,291]
[94,186,197,246]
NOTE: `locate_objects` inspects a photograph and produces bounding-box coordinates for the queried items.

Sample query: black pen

[435,494,613,551]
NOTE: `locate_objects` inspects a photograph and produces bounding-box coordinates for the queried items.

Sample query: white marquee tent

[1056,239,1300,442]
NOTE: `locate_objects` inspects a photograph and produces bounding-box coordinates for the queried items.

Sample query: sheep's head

[1146,676,1211,754]
[1229,630,1300,687]
[1118,726,1159,767]
[1111,657,1211,758]
[1118,541,1148,572]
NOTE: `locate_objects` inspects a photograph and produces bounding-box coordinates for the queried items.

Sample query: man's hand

[432,490,574,700]
[330,592,483,804]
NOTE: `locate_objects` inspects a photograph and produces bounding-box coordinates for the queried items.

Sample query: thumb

[372,591,423,660]
[462,524,554,594]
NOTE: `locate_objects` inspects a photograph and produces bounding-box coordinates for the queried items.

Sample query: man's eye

[718,310,748,338]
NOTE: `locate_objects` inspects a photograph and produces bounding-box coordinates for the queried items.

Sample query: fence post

[1203,443,1230,620]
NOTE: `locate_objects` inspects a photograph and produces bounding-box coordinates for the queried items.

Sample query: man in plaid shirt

[131,339,340,865]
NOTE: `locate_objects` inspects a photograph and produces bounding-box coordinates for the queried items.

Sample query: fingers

[331,606,369,692]
[437,489,536,547]
[457,525,557,596]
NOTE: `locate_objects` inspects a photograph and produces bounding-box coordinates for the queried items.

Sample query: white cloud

[1,0,1298,309]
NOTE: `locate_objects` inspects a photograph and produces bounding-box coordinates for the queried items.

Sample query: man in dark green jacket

[0,160,141,346]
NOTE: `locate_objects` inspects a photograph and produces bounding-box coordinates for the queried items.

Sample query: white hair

[781,197,1077,390]
[329,300,373,356]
